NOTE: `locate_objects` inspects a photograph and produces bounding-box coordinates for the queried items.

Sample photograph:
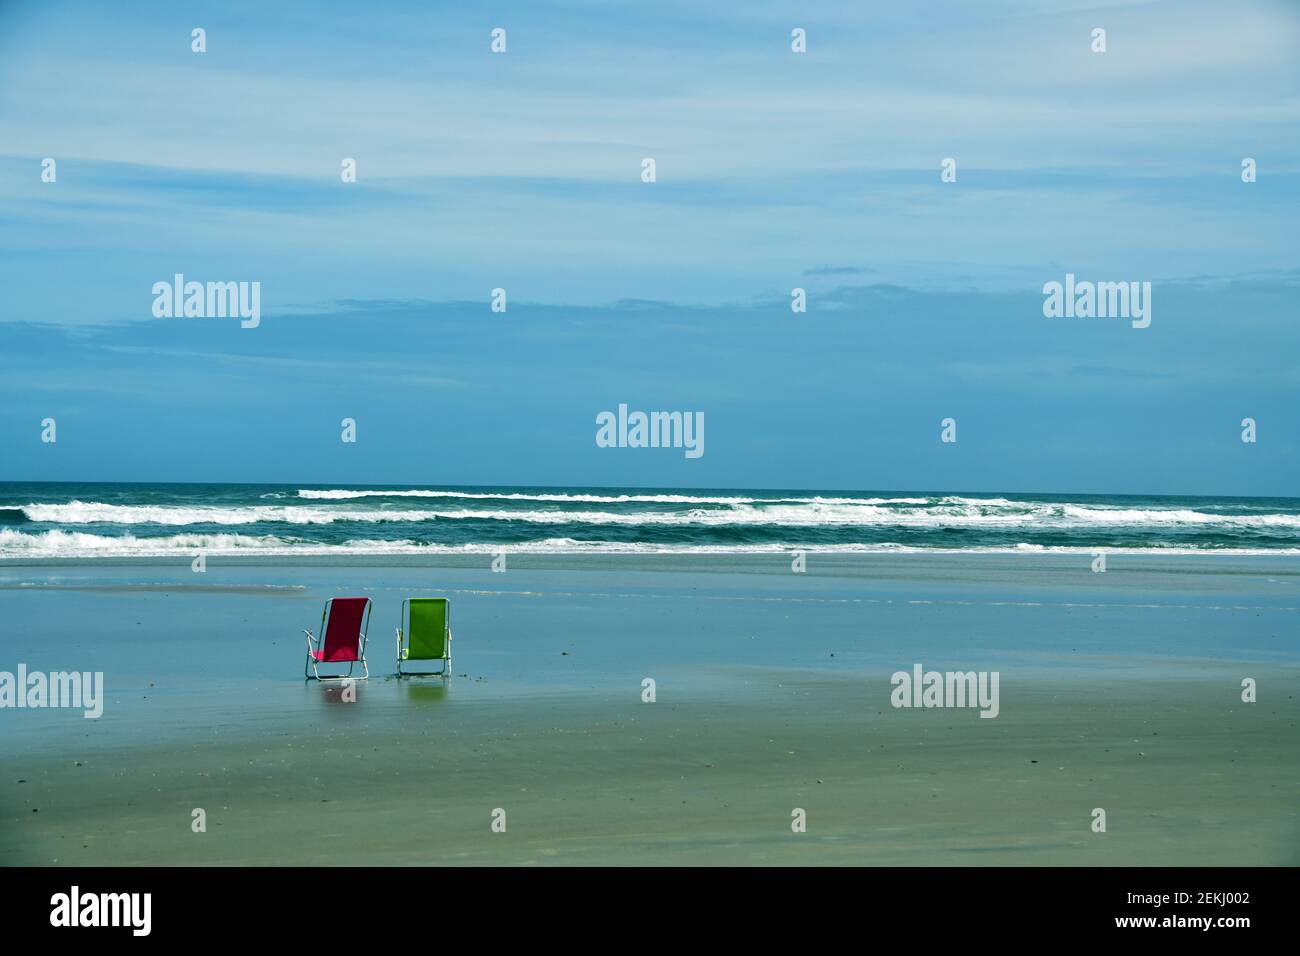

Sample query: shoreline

[7,545,1300,564]
[6,547,1300,566]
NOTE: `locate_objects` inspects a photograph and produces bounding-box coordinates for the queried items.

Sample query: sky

[0,0,1297,495]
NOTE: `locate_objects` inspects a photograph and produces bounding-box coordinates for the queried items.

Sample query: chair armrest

[304,628,317,649]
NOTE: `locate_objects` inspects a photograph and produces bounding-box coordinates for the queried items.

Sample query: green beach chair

[396,598,453,677]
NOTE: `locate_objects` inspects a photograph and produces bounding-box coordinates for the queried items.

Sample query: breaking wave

[3,485,1299,558]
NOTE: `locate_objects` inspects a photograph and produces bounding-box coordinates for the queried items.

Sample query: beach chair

[303,597,372,681]
[396,598,453,677]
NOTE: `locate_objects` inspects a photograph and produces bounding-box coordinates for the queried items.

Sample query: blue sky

[1,0,1297,494]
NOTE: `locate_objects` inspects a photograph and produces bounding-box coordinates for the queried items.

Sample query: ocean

[2,482,1299,558]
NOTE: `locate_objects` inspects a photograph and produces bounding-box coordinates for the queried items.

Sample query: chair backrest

[321,597,370,662]
[406,598,449,660]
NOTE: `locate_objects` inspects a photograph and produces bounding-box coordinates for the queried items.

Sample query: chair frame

[396,598,452,678]
[304,597,372,682]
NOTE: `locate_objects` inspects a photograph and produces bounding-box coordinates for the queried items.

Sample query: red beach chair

[303,597,372,681]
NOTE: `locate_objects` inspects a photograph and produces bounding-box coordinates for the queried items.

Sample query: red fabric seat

[318,597,369,662]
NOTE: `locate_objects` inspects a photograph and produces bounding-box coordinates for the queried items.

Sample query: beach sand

[1,554,1297,865]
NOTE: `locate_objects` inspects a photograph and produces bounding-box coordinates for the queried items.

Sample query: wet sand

[1,554,1297,865]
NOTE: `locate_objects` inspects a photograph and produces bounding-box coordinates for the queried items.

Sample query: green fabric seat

[397,598,452,676]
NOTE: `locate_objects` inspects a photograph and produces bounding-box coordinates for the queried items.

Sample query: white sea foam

[17,499,1300,529]
[0,529,307,556]
[295,488,933,506]
[2,529,1298,559]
